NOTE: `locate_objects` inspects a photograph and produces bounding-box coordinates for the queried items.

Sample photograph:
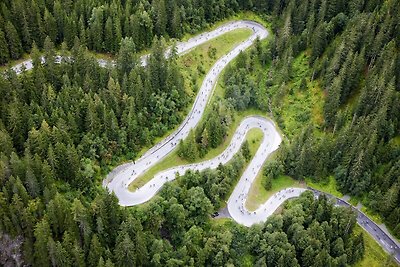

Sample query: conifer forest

[0,0,399,266]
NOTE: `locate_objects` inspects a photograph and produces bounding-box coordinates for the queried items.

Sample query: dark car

[211,212,219,218]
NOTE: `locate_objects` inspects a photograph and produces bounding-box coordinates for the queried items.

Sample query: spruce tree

[0,29,9,64]
[5,21,22,59]
[33,218,52,266]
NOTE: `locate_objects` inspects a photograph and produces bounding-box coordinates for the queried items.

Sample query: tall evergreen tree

[0,29,9,64]
[34,218,52,267]
[5,21,22,59]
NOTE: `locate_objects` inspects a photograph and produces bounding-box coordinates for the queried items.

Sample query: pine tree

[50,240,72,266]
[44,8,57,44]
[153,0,167,36]
[104,17,114,52]
[324,77,342,128]
[0,129,14,156]
[310,23,327,63]
[114,19,122,52]
[114,232,136,267]
[64,16,77,48]
[184,130,199,161]
[34,218,52,266]
[20,13,32,51]
[201,128,209,151]
[5,21,22,59]
[90,6,104,51]
[71,198,91,249]
[241,140,251,161]
[135,229,148,266]
[207,114,224,148]
[0,29,9,64]
[117,37,136,75]
[88,234,103,267]
[170,4,182,38]
[78,16,87,47]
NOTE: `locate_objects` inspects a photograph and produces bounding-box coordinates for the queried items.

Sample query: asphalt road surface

[8,20,400,265]
[310,188,400,264]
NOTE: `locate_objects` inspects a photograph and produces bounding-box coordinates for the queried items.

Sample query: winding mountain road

[8,20,399,264]
[101,21,309,228]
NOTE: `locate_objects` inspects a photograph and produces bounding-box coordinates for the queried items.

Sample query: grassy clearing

[276,52,325,139]
[353,225,398,267]
[349,195,361,206]
[245,174,304,211]
[128,148,184,190]
[305,176,343,198]
[87,50,115,60]
[247,128,264,155]
[177,28,253,96]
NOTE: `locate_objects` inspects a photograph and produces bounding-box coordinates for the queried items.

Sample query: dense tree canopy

[0,0,272,65]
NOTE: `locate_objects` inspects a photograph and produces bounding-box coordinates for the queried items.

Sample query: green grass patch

[245,174,304,211]
[247,128,264,155]
[353,225,398,267]
[349,196,361,206]
[276,52,325,139]
[128,147,185,190]
[391,136,400,146]
[177,28,253,96]
[306,176,343,198]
